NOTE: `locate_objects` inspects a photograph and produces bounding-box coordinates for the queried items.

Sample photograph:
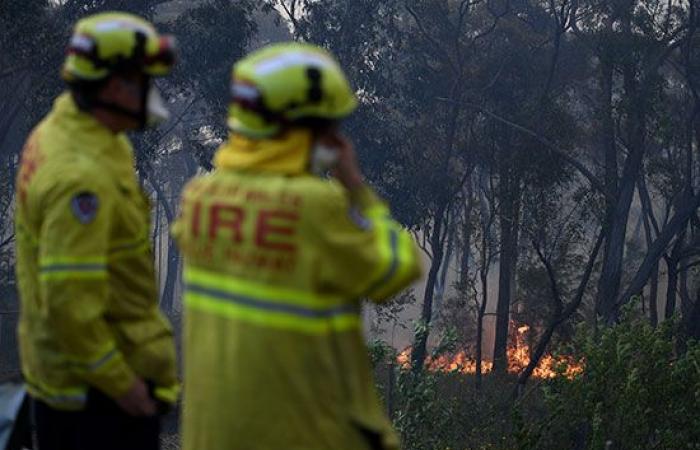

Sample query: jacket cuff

[85,353,136,400]
[154,383,181,404]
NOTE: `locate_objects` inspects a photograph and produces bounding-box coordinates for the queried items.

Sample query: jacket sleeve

[312,182,422,302]
[37,177,135,399]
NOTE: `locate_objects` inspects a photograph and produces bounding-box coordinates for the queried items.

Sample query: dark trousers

[33,389,160,450]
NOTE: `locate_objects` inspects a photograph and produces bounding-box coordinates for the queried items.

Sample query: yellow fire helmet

[228,42,358,138]
[62,12,176,83]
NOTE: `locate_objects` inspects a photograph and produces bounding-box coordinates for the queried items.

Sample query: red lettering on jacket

[17,136,44,206]
[255,210,298,252]
[209,204,245,242]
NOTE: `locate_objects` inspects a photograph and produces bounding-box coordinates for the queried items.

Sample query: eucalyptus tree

[562,0,700,323]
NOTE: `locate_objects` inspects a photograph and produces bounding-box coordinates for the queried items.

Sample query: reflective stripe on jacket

[14,92,178,410]
[173,133,421,450]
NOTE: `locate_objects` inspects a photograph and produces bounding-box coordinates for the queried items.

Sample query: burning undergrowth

[395,323,584,379]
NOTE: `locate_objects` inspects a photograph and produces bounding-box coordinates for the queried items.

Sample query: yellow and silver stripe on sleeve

[362,212,419,300]
[64,342,120,373]
[183,267,361,334]
[25,375,88,410]
[39,256,108,281]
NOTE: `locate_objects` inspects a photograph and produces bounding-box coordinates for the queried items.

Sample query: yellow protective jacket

[14,92,178,410]
[173,130,421,450]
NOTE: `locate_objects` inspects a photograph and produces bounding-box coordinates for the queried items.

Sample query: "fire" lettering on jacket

[191,202,299,253]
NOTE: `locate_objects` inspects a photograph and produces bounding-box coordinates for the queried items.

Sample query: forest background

[2,1,700,449]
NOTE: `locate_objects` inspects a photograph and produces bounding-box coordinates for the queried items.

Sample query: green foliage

[381,329,524,450]
[394,369,458,450]
[368,339,396,370]
[389,368,529,450]
[371,314,700,450]
[518,315,700,450]
[391,328,462,450]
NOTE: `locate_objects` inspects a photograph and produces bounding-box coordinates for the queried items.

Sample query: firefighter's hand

[325,132,364,191]
[116,378,157,417]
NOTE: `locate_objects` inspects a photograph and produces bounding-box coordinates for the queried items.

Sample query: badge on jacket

[71,192,99,224]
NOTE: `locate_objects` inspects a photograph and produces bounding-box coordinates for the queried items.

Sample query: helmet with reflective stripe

[62,12,176,83]
[228,42,358,138]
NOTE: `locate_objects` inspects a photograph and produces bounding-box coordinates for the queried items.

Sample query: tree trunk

[475,260,488,390]
[434,212,456,311]
[649,263,659,327]
[664,259,678,319]
[638,177,660,326]
[475,177,492,389]
[411,73,464,373]
[617,194,700,310]
[595,12,650,324]
[411,202,448,373]
[595,19,620,323]
[144,173,179,314]
[514,231,604,394]
[459,187,473,288]
[664,234,685,319]
[160,239,180,315]
[596,157,644,324]
[679,258,692,319]
[493,184,517,374]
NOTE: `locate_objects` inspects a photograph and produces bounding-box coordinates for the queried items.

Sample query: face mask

[310,143,339,175]
[145,86,171,127]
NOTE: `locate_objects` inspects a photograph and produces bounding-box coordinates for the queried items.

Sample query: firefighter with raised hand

[14,12,178,450]
[173,42,422,450]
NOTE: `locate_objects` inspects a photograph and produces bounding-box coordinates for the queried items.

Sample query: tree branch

[404,2,459,76]
[616,191,700,312]
[515,229,604,393]
[436,97,611,200]
[0,233,15,251]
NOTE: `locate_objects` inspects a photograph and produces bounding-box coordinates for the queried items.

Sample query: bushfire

[396,323,584,379]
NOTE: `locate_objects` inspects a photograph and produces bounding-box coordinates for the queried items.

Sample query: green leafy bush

[375,314,700,450]
[519,316,700,450]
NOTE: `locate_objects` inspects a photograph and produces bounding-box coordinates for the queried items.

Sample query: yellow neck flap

[214,129,312,175]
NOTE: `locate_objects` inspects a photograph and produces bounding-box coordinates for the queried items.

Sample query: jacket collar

[50,92,134,169]
[52,92,117,139]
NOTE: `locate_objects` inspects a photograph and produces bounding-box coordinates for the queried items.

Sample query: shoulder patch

[71,192,100,224]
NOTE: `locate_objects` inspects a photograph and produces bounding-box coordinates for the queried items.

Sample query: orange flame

[396,322,583,379]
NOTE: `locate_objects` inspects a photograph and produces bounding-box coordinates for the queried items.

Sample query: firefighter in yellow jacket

[14,12,178,450]
[172,42,422,450]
